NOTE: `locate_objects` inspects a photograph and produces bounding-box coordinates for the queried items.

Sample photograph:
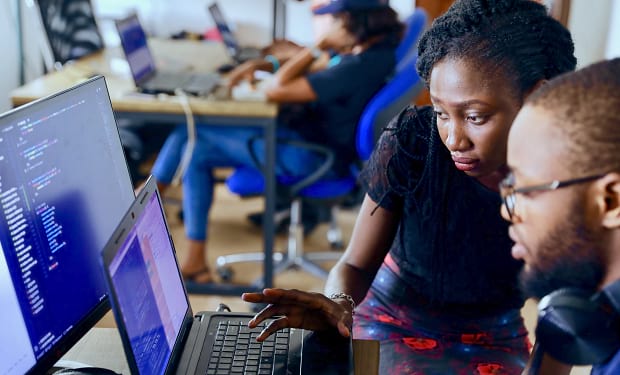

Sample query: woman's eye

[434,110,448,120]
[466,114,486,125]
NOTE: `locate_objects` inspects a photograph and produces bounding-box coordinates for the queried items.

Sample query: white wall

[93,0,414,48]
[606,0,620,59]
[0,0,20,111]
[568,0,613,68]
[0,0,44,112]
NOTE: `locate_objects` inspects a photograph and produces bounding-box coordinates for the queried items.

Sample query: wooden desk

[11,40,278,295]
[59,328,379,375]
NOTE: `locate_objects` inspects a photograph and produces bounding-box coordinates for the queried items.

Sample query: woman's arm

[325,194,400,304]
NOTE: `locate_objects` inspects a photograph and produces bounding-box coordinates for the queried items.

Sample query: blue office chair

[217,52,424,280]
[395,8,428,69]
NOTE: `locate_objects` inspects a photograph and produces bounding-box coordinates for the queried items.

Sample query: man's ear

[596,173,620,229]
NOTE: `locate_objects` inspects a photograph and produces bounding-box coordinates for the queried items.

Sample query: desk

[11,39,278,295]
[59,328,380,375]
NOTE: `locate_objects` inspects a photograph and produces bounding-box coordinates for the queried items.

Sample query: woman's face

[429,58,523,178]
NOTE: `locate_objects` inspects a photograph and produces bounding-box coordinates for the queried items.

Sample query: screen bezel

[0,76,129,375]
[101,176,194,375]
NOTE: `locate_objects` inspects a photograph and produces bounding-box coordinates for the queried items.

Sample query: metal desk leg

[262,117,276,289]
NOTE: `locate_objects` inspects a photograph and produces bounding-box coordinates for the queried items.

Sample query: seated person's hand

[242,288,353,341]
[226,60,261,89]
[261,39,303,61]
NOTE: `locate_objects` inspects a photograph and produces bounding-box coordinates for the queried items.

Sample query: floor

[95,182,591,374]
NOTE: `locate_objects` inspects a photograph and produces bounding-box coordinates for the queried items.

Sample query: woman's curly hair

[416,0,577,96]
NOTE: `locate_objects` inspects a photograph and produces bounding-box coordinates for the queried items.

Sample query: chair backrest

[356,52,424,161]
[36,0,104,67]
[395,8,428,66]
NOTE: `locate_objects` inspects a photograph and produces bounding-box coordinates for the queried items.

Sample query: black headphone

[535,279,620,365]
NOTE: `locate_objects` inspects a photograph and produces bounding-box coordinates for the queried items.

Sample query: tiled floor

[96,183,591,374]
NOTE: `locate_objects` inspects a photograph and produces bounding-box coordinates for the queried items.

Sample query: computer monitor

[0,76,134,374]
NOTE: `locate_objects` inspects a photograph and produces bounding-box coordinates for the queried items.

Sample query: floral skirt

[353,255,530,375]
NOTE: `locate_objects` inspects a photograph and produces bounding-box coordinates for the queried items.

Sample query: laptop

[208,2,263,63]
[100,176,354,374]
[115,14,220,96]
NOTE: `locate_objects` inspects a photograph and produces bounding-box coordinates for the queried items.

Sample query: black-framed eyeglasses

[499,172,606,221]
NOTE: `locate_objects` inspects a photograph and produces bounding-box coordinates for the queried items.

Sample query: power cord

[171,88,196,186]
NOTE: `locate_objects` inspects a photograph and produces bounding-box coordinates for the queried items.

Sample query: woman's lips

[452,156,479,172]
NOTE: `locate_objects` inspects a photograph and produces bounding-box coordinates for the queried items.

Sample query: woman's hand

[241,288,354,341]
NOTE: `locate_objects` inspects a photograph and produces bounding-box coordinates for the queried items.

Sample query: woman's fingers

[257,317,290,341]
[248,303,286,327]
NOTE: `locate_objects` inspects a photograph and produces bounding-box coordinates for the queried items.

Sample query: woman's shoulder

[386,105,435,150]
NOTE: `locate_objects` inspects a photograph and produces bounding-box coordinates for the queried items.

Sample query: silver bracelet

[329,292,356,314]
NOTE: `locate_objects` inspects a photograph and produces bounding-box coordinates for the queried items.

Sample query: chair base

[215,200,344,282]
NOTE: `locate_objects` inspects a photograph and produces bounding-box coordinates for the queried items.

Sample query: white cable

[171,89,196,186]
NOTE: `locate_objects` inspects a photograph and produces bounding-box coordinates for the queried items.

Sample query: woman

[242,0,577,373]
[150,1,403,283]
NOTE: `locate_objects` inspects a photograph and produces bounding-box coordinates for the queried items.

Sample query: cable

[171,88,196,186]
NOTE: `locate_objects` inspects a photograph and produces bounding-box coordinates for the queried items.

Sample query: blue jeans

[151,124,326,240]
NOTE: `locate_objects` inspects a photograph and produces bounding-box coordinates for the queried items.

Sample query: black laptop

[115,14,220,96]
[100,176,354,374]
[207,2,263,63]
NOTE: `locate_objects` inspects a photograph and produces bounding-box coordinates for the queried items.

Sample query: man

[501,58,620,374]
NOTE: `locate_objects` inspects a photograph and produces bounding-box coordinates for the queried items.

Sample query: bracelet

[329,292,356,314]
[264,54,279,73]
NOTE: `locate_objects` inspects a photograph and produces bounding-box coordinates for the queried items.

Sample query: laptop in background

[115,14,220,96]
[100,176,354,375]
[208,2,263,63]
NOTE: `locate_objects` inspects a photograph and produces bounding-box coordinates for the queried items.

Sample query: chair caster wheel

[217,266,234,282]
[330,241,344,250]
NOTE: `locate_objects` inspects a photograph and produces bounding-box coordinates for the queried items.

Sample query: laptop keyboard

[207,320,290,375]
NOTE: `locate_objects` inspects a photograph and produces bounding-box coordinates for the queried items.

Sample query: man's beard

[519,200,604,300]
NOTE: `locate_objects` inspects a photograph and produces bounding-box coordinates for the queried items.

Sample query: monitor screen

[0,76,135,374]
[115,14,157,84]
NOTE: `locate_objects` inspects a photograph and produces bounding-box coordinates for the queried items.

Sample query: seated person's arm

[265,18,354,103]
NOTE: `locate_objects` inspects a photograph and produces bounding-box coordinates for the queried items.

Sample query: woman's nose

[445,122,470,152]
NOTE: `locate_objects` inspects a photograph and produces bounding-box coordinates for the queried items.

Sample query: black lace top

[360,106,524,312]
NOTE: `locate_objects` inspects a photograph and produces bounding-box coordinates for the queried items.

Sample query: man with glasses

[501,58,620,374]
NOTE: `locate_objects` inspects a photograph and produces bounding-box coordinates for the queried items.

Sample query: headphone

[535,279,620,365]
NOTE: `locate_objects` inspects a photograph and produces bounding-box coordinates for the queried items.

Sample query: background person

[150,0,403,284]
[242,0,577,373]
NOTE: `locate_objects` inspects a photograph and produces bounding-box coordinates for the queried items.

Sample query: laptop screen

[0,77,134,374]
[208,3,240,57]
[116,14,157,84]
[107,190,188,375]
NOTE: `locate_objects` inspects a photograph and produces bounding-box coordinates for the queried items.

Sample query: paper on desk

[231,78,271,101]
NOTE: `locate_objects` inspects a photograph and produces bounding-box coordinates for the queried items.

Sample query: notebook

[115,14,220,96]
[208,2,263,63]
[100,176,354,374]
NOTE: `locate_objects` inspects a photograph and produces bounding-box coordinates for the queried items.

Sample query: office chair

[395,8,428,68]
[217,52,424,281]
